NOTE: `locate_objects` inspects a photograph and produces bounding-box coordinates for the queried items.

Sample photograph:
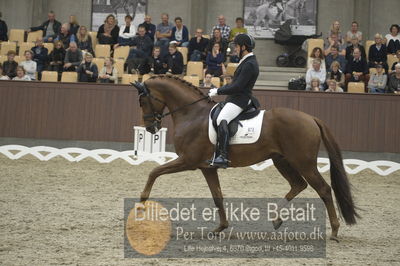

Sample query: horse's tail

[314,118,360,225]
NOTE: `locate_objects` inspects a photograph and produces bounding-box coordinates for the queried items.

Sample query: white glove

[208,88,219,98]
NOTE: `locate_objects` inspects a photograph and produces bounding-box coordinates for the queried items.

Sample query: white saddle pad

[208,105,265,145]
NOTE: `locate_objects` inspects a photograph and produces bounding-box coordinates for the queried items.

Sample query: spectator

[0,65,10,80]
[202,73,217,88]
[117,15,136,47]
[30,11,61,43]
[390,50,400,72]
[188,28,209,61]
[327,21,344,47]
[229,17,247,42]
[309,78,321,91]
[345,47,369,90]
[139,15,156,42]
[55,23,76,49]
[48,40,66,74]
[171,17,189,47]
[149,47,167,74]
[31,37,48,80]
[205,43,225,77]
[326,61,345,89]
[97,14,119,45]
[155,13,174,58]
[368,65,387,93]
[164,43,183,74]
[0,12,8,41]
[346,21,362,46]
[345,35,366,61]
[324,33,345,56]
[308,47,325,71]
[63,42,82,71]
[76,26,94,56]
[211,15,231,40]
[3,50,18,79]
[387,63,400,94]
[12,66,31,81]
[306,59,326,90]
[385,24,400,55]
[19,50,37,80]
[223,74,232,85]
[126,26,153,75]
[99,57,118,84]
[69,15,80,36]
[207,28,228,59]
[325,45,346,72]
[77,53,98,82]
[325,79,344,92]
[368,33,388,73]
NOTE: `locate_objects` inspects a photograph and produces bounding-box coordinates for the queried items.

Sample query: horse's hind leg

[201,168,228,233]
[271,156,308,229]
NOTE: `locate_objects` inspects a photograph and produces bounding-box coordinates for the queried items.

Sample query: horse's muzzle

[146,125,159,134]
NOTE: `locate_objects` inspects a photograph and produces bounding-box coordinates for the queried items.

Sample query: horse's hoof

[272,218,283,230]
[212,224,228,234]
[330,235,340,243]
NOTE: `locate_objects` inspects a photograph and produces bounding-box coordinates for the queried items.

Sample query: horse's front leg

[140,157,189,201]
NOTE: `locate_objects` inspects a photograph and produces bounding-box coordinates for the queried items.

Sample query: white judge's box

[133,126,167,153]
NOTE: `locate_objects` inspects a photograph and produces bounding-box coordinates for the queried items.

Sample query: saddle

[211,102,260,137]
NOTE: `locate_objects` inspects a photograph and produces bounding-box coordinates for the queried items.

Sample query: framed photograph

[244,0,318,39]
[91,0,148,31]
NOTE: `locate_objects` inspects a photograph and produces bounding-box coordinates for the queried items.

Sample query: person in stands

[97,14,120,45]
[19,50,37,80]
[3,50,18,79]
[29,11,61,43]
[77,53,98,83]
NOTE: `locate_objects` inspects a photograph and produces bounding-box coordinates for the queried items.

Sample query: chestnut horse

[133,75,359,241]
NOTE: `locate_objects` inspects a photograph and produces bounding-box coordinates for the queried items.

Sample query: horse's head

[132,81,166,134]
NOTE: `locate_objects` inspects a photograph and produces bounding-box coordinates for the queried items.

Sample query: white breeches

[217,103,244,125]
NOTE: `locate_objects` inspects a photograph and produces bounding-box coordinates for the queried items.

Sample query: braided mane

[147,75,207,97]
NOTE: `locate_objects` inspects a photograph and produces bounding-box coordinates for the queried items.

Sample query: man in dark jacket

[368,34,388,73]
[165,43,184,74]
[188,28,209,61]
[30,11,61,43]
[31,37,48,80]
[345,47,369,91]
[77,53,98,82]
[139,15,156,42]
[0,13,8,41]
[207,34,259,168]
[126,26,153,75]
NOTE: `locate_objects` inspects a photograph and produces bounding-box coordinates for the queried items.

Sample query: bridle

[133,81,209,128]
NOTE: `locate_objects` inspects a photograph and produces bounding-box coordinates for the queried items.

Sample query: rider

[208,33,260,168]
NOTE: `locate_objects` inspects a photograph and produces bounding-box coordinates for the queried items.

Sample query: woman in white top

[385,24,400,54]
[0,65,10,80]
[307,47,326,71]
[346,21,362,46]
[19,50,37,80]
[99,57,118,84]
[116,15,136,47]
[12,66,32,81]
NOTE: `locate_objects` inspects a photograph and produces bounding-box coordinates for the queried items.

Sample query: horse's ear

[131,81,147,95]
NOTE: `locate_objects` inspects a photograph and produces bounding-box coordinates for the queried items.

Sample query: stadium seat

[61,72,78,82]
[365,40,374,58]
[226,63,239,76]
[369,68,386,74]
[13,55,23,64]
[27,30,43,43]
[347,82,365,93]
[114,46,130,61]
[95,44,111,58]
[211,77,221,87]
[0,55,6,64]
[43,43,54,54]
[307,38,324,56]
[0,41,17,55]
[18,42,35,56]
[121,74,139,84]
[387,54,398,69]
[41,71,58,82]
[142,74,152,82]
[92,58,105,72]
[9,29,25,44]
[177,47,188,65]
[186,61,204,78]
[183,75,200,86]
[89,32,98,50]
[114,59,125,78]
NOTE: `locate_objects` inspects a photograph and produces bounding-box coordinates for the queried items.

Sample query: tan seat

[114,46,130,61]
[89,32,98,51]
[308,38,324,56]
[18,42,35,56]
[0,55,7,64]
[365,40,375,59]
[177,47,188,65]
[347,82,365,93]
[369,68,386,74]
[183,75,200,86]
[387,54,398,69]
[211,77,221,87]
[226,63,239,76]
[0,41,17,55]
[13,55,23,64]
[142,74,152,82]
[186,61,203,78]
[61,72,78,82]
[27,30,43,43]
[41,71,58,82]
[95,44,111,58]
[43,43,54,54]
[9,29,25,44]
[92,58,105,72]
[121,74,139,84]
[114,59,125,78]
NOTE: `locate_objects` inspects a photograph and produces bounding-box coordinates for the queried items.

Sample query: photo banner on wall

[91,0,148,31]
[244,0,318,39]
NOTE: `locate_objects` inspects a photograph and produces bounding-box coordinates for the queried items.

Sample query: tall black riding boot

[211,120,230,169]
